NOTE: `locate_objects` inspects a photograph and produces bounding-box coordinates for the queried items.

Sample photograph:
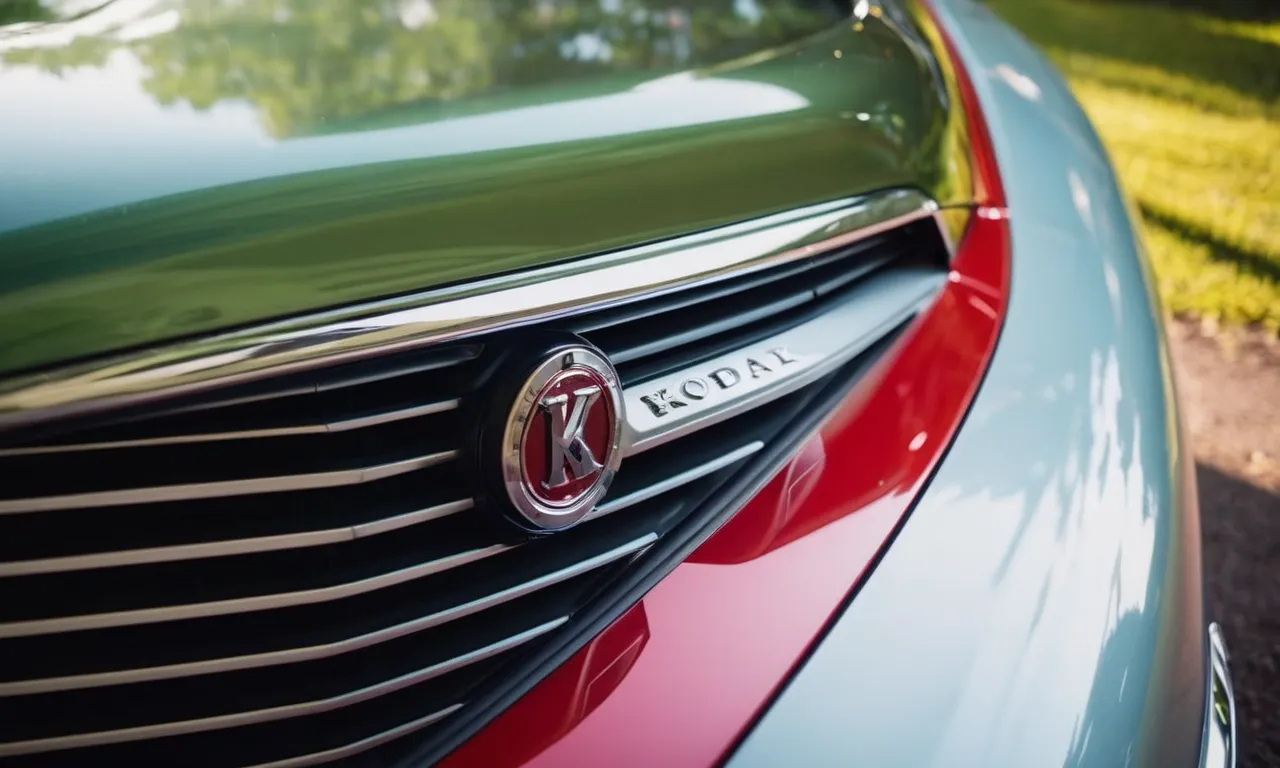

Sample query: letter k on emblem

[539,385,604,489]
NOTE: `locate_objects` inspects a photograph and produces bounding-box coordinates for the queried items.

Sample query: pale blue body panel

[729,1,1207,766]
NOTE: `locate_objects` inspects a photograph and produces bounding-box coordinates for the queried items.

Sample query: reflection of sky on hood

[0,50,808,232]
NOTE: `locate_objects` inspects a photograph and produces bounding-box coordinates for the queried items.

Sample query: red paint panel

[443,9,1008,766]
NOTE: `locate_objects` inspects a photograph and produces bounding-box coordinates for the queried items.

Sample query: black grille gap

[0,217,945,766]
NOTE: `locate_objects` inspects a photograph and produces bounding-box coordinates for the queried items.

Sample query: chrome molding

[0,189,942,431]
[135,343,478,421]
[588,441,764,520]
[247,704,465,768]
[0,498,475,578]
[1203,622,1236,768]
[0,451,457,515]
[622,269,945,455]
[0,399,459,456]
[0,619,565,757]
[0,536,655,696]
[0,541,515,639]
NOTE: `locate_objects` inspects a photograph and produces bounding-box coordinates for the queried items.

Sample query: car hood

[0,0,969,375]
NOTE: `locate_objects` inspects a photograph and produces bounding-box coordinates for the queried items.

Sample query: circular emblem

[500,345,624,531]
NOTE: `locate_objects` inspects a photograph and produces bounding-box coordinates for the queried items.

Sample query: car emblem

[499,344,625,531]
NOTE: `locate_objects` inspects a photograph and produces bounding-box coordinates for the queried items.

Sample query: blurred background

[984,1,1279,764]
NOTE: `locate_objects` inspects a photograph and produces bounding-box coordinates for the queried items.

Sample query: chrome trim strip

[0,400,459,456]
[57,343,480,425]
[0,620,564,757]
[0,190,940,430]
[0,498,474,578]
[247,704,465,768]
[0,451,456,515]
[0,541,514,639]
[587,442,765,521]
[0,536,654,695]
[621,269,945,455]
[1204,622,1236,768]
[310,344,482,392]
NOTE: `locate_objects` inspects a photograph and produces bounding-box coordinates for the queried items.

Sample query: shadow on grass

[1139,202,1280,284]
[987,0,1280,110]
[1196,462,1280,767]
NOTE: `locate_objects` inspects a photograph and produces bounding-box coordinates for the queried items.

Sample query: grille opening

[0,344,484,452]
[2,658,504,768]
[0,465,471,565]
[0,511,500,623]
[0,580,585,742]
[0,514,654,688]
[0,410,462,502]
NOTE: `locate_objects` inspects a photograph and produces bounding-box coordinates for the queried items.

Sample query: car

[0,0,1234,766]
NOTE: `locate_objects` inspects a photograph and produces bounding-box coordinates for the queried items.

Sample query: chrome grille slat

[0,452,457,515]
[0,498,474,578]
[0,541,515,639]
[812,250,899,296]
[606,291,813,365]
[0,536,655,696]
[137,344,482,422]
[588,441,764,520]
[0,400,460,456]
[567,240,893,335]
[311,345,481,392]
[0,619,564,758]
[246,705,465,768]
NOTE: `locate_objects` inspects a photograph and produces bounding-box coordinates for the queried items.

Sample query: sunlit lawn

[986,0,1280,333]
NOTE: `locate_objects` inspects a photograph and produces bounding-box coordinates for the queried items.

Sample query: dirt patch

[1169,320,1280,767]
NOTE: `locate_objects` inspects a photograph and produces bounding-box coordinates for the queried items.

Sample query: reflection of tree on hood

[5,0,845,138]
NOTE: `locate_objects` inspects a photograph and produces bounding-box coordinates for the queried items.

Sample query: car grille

[0,216,947,767]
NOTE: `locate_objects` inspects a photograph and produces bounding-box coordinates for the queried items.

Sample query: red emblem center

[520,366,617,506]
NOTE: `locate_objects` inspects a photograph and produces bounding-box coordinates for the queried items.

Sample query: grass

[985,0,1280,334]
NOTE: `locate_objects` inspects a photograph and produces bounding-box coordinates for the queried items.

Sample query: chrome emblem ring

[501,345,624,531]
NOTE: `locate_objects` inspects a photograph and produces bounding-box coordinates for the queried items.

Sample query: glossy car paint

[732,1,1206,766]
[0,0,972,375]
[443,1,1206,767]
